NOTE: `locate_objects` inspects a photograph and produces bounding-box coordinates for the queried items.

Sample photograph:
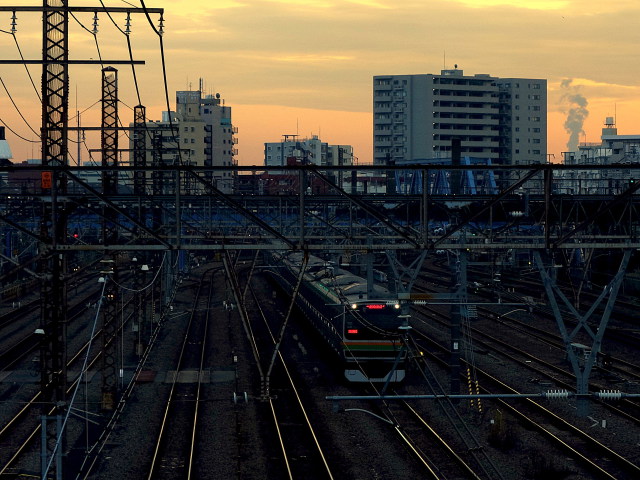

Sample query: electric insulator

[544,389,570,399]
[158,14,164,36]
[594,390,622,401]
[10,11,17,33]
[92,12,99,35]
[125,13,131,35]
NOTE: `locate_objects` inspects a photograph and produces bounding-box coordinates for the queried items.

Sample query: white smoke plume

[561,79,589,152]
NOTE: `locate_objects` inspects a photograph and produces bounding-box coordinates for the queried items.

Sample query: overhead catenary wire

[69,10,104,67]
[0,21,41,101]
[139,1,184,165]
[98,1,141,104]
[11,33,42,102]
[0,76,41,137]
[0,115,39,143]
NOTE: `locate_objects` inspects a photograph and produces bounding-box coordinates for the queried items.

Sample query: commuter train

[267,251,408,383]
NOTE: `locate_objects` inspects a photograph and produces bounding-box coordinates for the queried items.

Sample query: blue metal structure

[394,157,498,195]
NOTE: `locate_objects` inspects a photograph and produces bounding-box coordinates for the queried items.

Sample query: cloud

[449,0,568,10]
[270,54,355,63]
[347,0,393,8]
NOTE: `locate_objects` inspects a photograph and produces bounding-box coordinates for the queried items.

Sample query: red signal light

[365,304,385,310]
[347,329,358,334]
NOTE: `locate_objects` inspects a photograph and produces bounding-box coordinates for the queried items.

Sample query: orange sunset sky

[2,0,640,165]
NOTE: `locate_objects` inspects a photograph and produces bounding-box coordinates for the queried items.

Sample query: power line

[0,116,39,143]
[69,10,104,66]
[140,1,183,165]
[0,76,39,136]
[0,28,42,101]
[10,33,41,102]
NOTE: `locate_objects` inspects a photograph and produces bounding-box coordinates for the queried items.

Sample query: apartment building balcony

[434,90,497,99]
[434,139,499,149]
[433,105,499,115]
[435,126,500,137]
[374,83,392,91]
[436,117,500,126]
[374,117,392,125]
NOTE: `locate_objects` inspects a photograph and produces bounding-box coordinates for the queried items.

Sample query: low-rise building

[559,118,639,195]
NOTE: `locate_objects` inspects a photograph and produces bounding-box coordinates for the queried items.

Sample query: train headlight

[351,303,358,310]
[394,303,400,309]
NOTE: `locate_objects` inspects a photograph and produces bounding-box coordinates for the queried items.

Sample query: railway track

[475,306,640,420]
[0,308,107,476]
[245,269,335,480]
[0,277,151,477]
[413,302,640,427]
[412,274,640,415]
[146,269,214,480]
[410,322,640,478]
[0,290,102,371]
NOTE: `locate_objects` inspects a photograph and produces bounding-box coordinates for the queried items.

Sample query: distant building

[175,90,237,193]
[0,127,12,163]
[558,118,640,194]
[373,69,547,167]
[237,160,384,196]
[129,89,237,194]
[264,135,354,168]
[0,126,12,187]
[6,159,40,193]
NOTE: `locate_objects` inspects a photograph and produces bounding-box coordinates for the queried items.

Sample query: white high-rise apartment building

[373,69,546,166]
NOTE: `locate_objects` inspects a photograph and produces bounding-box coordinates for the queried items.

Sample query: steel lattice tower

[39,1,69,477]
[133,105,147,196]
[100,67,120,410]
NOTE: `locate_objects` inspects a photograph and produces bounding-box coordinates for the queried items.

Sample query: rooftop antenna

[443,50,446,69]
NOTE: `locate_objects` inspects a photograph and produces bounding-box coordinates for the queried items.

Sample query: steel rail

[246,274,334,479]
[187,274,215,480]
[0,318,108,476]
[146,269,212,480]
[411,326,640,479]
